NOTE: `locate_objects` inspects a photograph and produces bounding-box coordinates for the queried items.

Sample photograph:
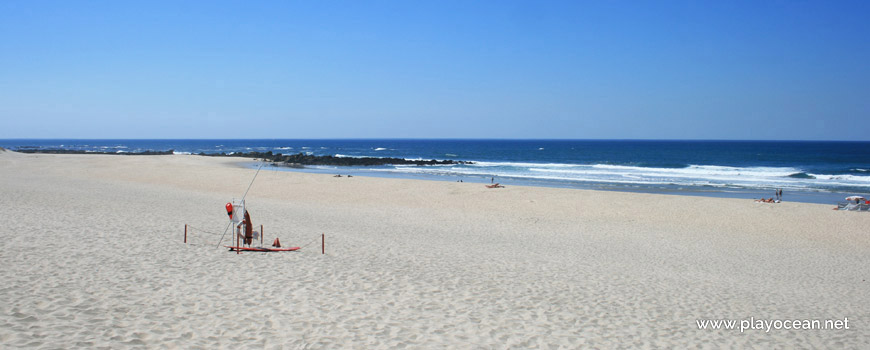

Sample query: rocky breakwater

[202,151,473,167]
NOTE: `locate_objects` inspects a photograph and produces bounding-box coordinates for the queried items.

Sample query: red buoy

[225,203,233,218]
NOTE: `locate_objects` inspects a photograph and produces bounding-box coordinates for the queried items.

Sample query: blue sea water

[3,139,869,204]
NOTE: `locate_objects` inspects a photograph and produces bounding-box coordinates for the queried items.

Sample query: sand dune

[1,152,868,348]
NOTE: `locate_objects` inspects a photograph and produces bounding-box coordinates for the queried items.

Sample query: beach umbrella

[845,196,865,201]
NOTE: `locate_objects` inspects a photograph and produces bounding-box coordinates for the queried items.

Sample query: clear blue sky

[1,1,868,140]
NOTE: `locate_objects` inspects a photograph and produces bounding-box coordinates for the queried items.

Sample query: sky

[1,1,868,140]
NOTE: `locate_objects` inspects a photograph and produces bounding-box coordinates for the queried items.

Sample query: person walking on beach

[491,177,494,184]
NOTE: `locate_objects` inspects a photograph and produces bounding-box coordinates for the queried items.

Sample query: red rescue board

[225,246,300,252]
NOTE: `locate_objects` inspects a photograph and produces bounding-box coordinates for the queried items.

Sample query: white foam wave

[173,151,192,155]
[374,147,387,151]
[374,162,870,190]
[807,174,870,183]
[470,161,579,168]
[591,164,800,177]
[334,154,367,158]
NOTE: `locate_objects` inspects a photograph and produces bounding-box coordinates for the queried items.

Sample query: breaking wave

[375,162,870,191]
[334,154,368,158]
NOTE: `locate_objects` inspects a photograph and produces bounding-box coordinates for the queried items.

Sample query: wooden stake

[322,233,325,255]
[184,224,187,243]
[261,224,264,246]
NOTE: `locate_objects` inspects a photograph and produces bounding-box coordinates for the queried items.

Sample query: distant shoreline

[13,148,175,155]
[243,160,850,206]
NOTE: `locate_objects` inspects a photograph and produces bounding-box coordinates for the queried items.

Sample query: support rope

[186,225,224,236]
[298,236,322,249]
[215,221,233,248]
[241,164,263,201]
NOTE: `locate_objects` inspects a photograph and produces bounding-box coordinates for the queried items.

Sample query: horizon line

[1,137,869,142]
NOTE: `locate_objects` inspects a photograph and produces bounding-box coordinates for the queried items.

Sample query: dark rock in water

[9,148,472,166]
[204,151,473,166]
[13,149,174,155]
[273,162,304,169]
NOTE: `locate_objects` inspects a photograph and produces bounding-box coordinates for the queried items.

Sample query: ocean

[3,139,868,204]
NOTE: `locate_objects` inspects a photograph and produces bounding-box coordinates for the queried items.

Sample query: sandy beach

[1,150,868,349]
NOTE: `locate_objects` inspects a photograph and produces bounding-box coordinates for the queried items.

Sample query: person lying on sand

[486,183,504,188]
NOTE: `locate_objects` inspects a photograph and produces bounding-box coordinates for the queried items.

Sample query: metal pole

[322,234,325,255]
[184,224,187,244]
[261,224,263,246]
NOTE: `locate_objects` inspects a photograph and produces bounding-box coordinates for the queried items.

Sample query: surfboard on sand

[225,246,301,252]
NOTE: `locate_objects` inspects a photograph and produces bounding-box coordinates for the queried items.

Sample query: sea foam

[379,162,870,191]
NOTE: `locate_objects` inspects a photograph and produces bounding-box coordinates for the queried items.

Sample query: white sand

[1,152,868,349]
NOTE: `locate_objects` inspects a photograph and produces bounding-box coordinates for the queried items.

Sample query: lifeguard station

[183,164,321,253]
[226,199,257,247]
